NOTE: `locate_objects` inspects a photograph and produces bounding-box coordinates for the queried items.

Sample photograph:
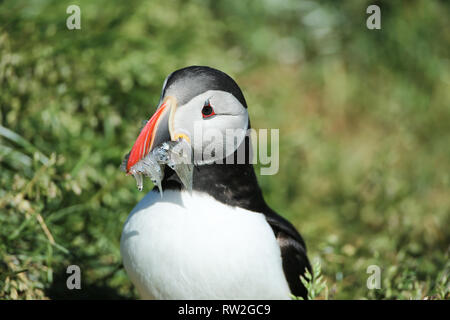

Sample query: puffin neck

[160,136,269,213]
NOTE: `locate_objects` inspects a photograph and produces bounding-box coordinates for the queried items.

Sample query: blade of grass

[0,125,49,165]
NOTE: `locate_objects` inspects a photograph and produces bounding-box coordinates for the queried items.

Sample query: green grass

[294,260,328,300]
[0,0,449,299]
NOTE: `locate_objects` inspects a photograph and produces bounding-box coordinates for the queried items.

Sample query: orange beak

[125,97,175,173]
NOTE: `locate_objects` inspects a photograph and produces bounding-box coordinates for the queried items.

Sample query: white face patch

[170,90,249,164]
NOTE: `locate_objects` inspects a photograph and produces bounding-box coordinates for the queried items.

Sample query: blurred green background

[0,0,449,299]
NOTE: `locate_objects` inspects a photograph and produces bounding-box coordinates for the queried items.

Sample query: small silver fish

[165,139,193,192]
[123,138,193,196]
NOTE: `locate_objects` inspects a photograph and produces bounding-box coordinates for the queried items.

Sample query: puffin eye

[202,100,215,118]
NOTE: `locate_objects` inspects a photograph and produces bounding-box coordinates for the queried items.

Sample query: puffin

[120,66,311,299]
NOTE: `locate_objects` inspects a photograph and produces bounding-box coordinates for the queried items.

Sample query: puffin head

[124,66,250,172]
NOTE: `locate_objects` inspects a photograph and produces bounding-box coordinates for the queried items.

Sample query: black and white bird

[120,66,311,299]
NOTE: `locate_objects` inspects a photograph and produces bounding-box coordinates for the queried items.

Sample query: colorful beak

[125,97,176,173]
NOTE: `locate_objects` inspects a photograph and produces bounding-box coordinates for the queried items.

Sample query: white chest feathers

[120,190,291,300]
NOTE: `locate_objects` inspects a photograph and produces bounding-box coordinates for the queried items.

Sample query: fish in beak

[121,96,193,195]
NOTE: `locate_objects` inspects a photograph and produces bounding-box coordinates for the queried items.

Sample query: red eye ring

[202,101,216,118]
